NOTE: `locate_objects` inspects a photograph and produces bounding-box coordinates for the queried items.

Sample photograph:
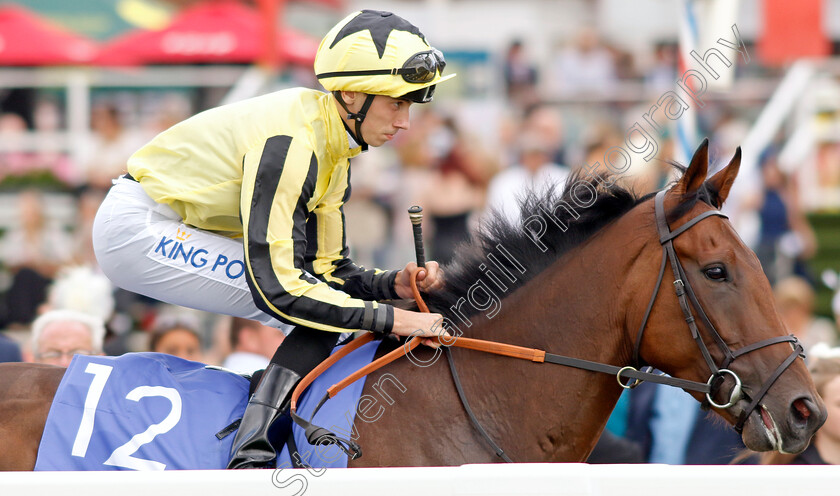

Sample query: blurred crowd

[1,25,840,466]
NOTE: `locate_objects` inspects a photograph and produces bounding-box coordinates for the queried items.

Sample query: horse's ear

[675,138,710,197]
[705,146,741,208]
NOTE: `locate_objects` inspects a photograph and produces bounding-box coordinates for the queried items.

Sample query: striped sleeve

[308,162,399,302]
[240,135,393,334]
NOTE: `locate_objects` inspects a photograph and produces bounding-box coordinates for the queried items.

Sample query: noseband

[630,190,804,432]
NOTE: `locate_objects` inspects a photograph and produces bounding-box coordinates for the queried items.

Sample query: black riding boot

[226,363,301,469]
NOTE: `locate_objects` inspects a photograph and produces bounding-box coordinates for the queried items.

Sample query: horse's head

[635,139,826,454]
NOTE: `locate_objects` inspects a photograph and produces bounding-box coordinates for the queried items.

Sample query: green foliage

[0,170,69,192]
[808,212,840,318]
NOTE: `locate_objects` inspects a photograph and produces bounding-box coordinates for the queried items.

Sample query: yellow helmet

[315,10,455,103]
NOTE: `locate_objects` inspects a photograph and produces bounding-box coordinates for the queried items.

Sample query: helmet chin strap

[334,91,375,151]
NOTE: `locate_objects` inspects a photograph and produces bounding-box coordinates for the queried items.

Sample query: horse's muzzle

[738,394,826,454]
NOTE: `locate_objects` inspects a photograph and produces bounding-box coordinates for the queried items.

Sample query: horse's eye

[703,265,728,281]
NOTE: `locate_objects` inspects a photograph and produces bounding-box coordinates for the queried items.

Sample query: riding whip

[408,205,426,268]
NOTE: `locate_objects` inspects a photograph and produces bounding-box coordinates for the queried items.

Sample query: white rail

[2,463,839,496]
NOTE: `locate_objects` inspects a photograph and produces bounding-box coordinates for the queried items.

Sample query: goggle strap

[318,69,396,79]
[317,68,423,79]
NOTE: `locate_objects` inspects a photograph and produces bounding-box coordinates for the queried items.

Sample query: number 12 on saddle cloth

[34,353,249,471]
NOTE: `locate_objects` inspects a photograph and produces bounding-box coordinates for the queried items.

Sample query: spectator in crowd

[579,120,625,185]
[222,317,286,375]
[0,333,22,363]
[756,149,817,285]
[419,113,496,263]
[390,109,442,265]
[548,27,617,95]
[31,98,74,185]
[774,276,837,357]
[643,42,677,92]
[29,309,106,367]
[0,189,76,328]
[148,314,204,362]
[761,344,840,464]
[522,103,567,167]
[77,102,147,192]
[0,112,34,181]
[502,39,539,109]
[0,105,70,186]
[484,134,569,225]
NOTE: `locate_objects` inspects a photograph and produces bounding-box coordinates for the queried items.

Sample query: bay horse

[0,140,827,470]
[347,140,826,465]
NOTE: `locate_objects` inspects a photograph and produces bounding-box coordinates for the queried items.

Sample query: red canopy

[299,0,343,8]
[95,1,319,66]
[759,0,830,66]
[0,5,98,65]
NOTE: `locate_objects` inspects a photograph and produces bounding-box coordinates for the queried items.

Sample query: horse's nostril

[791,398,812,427]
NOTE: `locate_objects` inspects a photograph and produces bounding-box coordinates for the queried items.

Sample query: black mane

[425,170,653,321]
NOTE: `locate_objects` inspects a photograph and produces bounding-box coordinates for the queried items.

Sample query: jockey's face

[338,92,412,147]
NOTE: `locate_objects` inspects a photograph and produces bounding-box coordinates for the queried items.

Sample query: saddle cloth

[277,339,381,469]
[34,341,383,471]
[34,352,249,471]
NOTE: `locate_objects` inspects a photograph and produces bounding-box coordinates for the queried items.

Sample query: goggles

[398,49,446,83]
[316,49,446,84]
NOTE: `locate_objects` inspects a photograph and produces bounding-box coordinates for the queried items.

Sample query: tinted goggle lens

[402,84,436,103]
[401,49,446,83]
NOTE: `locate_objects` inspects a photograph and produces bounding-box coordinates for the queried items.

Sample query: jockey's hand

[394,261,444,299]
[391,308,450,348]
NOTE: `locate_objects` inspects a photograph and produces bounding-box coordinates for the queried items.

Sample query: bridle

[287,188,806,463]
[629,190,804,433]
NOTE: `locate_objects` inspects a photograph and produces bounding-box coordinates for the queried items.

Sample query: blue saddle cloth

[34,341,384,471]
[277,340,381,469]
[34,352,249,471]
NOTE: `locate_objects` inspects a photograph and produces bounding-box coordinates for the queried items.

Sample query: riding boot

[227,363,301,469]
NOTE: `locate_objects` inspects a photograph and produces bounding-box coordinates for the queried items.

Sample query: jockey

[92,10,453,469]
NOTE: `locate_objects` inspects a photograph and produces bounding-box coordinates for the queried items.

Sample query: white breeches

[92,177,293,334]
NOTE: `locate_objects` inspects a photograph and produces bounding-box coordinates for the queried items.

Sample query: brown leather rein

[289,273,550,416]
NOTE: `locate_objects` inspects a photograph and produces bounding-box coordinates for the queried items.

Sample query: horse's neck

[482,213,647,363]
[455,212,651,461]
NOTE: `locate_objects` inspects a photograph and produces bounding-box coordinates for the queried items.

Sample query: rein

[288,190,805,461]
